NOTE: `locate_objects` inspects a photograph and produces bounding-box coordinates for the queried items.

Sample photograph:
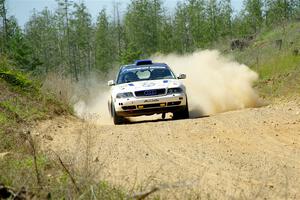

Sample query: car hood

[112,79,184,95]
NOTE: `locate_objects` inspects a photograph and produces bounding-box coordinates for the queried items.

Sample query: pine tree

[219,0,233,37]
[206,0,220,42]
[55,0,74,78]
[173,2,191,53]
[112,2,124,58]
[6,16,32,69]
[0,0,7,53]
[124,0,164,55]
[243,0,263,33]
[25,8,58,74]
[158,16,175,53]
[95,9,116,73]
[69,3,93,77]
[265,0,294,26]
[2,0,300,77]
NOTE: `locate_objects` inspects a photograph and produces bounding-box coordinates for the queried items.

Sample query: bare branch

[52,151,81,193]
[130,187,159,200]
[27,132,43,190]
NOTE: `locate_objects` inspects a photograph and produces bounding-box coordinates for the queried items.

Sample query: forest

[0,0,299,81]
[1,1,300,199]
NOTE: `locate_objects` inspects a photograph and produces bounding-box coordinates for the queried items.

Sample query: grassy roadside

[254,53,300,99]
[0,65,125,199]
[222,21,300,100]
[1,21,299,199]
[0,67,70,151]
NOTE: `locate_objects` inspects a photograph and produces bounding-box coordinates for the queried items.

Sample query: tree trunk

[1,0,7,53]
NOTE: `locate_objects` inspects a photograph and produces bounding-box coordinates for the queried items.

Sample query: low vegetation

[0,62,68,149]
[1,21,299,197]
[0,65,125,199]
[0,0,299,199]
[230,22,300,99]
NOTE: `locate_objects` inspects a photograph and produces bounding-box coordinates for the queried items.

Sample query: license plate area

[144,99,159,103]
[137,103,166,109]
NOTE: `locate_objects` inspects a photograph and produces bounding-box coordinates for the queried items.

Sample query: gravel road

[33,100,300,199]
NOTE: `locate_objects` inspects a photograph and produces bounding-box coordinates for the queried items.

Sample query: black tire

[112,104,124,125]
[108,101,112,116]
[173,102,189,120]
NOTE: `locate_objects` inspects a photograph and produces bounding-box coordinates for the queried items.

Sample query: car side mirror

[177,73,186,79]
[107,80,115,86]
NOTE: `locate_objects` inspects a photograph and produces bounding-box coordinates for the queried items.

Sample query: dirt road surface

[33,100,300,199]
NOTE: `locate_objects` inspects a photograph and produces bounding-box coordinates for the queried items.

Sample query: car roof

[120,60,169,72]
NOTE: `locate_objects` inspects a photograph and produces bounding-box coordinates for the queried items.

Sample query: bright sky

[7,0,243,27]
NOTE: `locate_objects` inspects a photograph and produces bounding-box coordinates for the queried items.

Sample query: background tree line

[0,0,299,80]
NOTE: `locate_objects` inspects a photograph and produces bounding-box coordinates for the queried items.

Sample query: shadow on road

[125,112,210,125]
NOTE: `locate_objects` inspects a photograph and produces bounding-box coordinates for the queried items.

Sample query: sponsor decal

[142,82,156,87]
[123,66,166,72]
[144,99,159,103]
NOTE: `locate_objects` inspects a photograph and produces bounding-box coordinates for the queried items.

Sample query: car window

[117,66,176,84]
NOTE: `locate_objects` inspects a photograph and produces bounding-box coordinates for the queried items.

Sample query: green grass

[0,69,70,124]
[259,55,299,77]
[0,155,47,185]
[228,21,300,99]
[0,60,126,199]
[0,100,43,122]
[0,70,36,91]
[0,152,126,199]
[0,112,8,125]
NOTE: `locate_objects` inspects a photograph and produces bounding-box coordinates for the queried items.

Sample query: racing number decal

[142,82,156,87]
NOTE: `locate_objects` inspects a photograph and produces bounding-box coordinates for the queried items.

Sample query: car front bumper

[113,93,187,117]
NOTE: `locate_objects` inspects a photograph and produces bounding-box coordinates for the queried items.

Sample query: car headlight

[167,87,183,94]
[116,92,134,98]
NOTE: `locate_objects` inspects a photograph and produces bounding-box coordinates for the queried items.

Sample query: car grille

[135,89,166,97]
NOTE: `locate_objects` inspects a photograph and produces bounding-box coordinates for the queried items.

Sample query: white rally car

[107,60,189,124]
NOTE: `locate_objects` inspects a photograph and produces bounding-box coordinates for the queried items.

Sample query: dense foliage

[0,0,299,80]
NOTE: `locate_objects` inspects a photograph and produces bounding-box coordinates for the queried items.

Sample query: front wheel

[112,104,124,125]
[173,103,189,120]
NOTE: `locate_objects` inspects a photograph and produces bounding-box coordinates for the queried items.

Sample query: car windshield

[116,65,176,84]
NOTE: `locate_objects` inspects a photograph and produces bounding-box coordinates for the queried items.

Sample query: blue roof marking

[121,65,167,72]
[135,59,153,65]
[163,80,168,83]
[128,83,134,86]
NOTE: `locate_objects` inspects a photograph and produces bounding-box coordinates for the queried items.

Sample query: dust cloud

[152,50,260,117]
[74,91,111,124]
[71,76,112,124]
[71,50,260,123]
